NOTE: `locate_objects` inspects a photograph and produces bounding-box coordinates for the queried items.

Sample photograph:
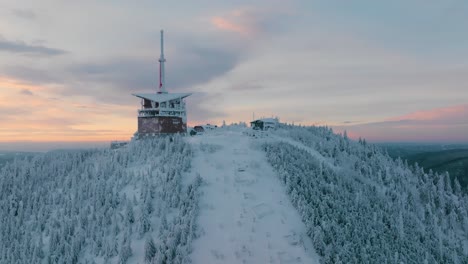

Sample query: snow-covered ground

[3,126,468,263]
[187,130,319,264]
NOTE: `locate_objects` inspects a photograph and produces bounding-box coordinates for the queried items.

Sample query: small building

[193,126,205,133]
[192,124,217,134]
[250,118,278,131]
[132,30,191,138]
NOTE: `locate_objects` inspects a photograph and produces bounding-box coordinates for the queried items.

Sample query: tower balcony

[138,108,186,118]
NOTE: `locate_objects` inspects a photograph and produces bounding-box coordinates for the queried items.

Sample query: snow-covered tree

[0,136,199,263]
[263,125,468,263]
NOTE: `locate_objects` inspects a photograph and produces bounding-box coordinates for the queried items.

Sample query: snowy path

[188,131,319,264]
[268,134,339,172]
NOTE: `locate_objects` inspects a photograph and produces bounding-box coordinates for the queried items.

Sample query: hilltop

[1,126,467,263]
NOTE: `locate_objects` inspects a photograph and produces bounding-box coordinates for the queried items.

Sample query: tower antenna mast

[158,30,167,94]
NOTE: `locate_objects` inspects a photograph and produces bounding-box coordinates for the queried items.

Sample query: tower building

[132,30,191,137]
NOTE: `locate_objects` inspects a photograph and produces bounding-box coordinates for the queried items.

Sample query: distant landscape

[0,152,37,167]
[379,143,468,191]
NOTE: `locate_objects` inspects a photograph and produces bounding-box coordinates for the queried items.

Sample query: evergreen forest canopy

[0,137,201,263]
[381,145,468,193]
[263,125,468,263]
[0,125,467,263]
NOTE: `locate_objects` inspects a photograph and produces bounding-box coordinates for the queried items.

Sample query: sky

[0,0,467,148]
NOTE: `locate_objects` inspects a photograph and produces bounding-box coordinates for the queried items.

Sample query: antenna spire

[158,30,167,93]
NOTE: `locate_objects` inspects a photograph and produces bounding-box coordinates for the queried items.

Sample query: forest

[0,136,201,264]
[2,125,468,263]
[263,125,468,263]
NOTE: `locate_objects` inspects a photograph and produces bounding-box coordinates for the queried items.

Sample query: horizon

[2,124,468,152]
[1,1,467,143]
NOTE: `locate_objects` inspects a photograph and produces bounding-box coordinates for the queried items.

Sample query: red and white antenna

[158,30,167,94]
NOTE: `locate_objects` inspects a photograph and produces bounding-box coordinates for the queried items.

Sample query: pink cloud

[211,16,250,35]
[387,104,468,122]
[209,7,264,36]
[334,104,468,142]
[0,76,135,142]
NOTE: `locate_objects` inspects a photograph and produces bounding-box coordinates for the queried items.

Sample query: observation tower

[132,30,191,138]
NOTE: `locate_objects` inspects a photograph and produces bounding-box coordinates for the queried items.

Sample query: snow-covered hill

[1,125,467,264]
[188,131,319,263]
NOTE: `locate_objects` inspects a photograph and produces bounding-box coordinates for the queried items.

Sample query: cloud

[186,93,227,125]
[168,45,240,90]
[334,104,468,142]
[0,77,136,142]
[0,106,31,121]
[209,7,281,37]
[342,121,358,124]
[0,28,244,110]
[0,36,67,56]
[12,9,37,20]
[0,76,48,95]
[229,82,264,91]
[1,1,467,143]
[211,16,250,35]
[387,104,468,124]
[20,89,33,95]
[61,42,241,104]
[2,66,59,85]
